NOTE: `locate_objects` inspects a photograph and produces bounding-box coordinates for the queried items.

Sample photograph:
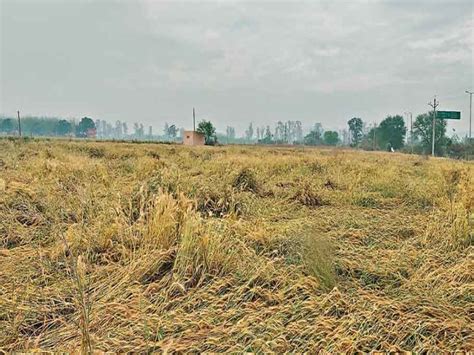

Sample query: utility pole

[404,111,413,148]
[428,97,439,157]
[193,107,196,132]
[409,113,413,145]
[466,90,473,139]
[17,111,22,137]
[409,112,413,153]
[373,121,376,150]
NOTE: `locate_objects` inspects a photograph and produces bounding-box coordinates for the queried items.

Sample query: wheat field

[0,138,473,352]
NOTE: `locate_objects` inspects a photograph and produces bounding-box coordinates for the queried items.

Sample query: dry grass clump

[194,186,246,218]
[291,183,326,208]
[1,138,473,352]
[232,167,259,193]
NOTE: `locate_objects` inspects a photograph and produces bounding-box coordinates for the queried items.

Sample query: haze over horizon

[1,0,473,136]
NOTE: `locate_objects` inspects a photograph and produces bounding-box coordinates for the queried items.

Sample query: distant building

[183,130,205,146]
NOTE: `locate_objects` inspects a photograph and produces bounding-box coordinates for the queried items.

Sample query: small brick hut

[182,131,205,146]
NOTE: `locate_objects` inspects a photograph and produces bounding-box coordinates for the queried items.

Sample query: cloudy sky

[1,0,472,135]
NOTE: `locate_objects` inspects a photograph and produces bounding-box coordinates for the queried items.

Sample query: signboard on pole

[436,111,461,120]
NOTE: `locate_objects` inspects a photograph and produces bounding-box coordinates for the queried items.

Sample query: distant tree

[122,122,128,137]
[133,123,145,138]
[197,120,217,145]
[413,112,448,156]
[77,117,95,137]
[226,126,236,141]
[0,118,15,133]
[377,115,407,150]
[275,121,285,142]
[294,121,303,143]
[245,122,254,141]
[348,117,364,147]
[265,125,272,139]
[259,125,273,144]
[115,120,123,138]
[170,125,178,139]
[304,129,322,146]
[101,121,108,138]
[361,125,378,150]
[56,119,73,136]
[106,122,113,137]
[340,129,349,145]
[95,119,101,137]
[313,123,324,136]
[163,124,177,140]
[148,126,153,138]
[323,131,339,146]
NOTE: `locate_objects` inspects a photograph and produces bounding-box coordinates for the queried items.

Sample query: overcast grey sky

[1,0,473,135]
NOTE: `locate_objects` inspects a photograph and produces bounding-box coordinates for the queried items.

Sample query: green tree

[226,126,236,141]
[413,112,447,156]
[0,118,15,133]
[348,117,364,147]
[364,128,376,151]
[323,131,339,146]
[245,122,254,141]
[377,115,407,150]
[259,125,273,144]
[56,119,73,136]
[168,124,177,139]
[304,129,322,146]
[77,117,96,137]
[197,120,217,145]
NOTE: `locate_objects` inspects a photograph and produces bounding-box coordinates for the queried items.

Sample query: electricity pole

[428,97,439,157]
[373,121,376,150]
[17,111,22,137]
[193,107,196,131]
[404,111,413,148]
[409,112,413,153]
[466,90,473,139]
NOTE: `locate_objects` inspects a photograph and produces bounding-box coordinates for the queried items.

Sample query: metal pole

[17,110,22,137]
[404,112,409,144]
[405,111,413,151]
[432,100,436,156]
[373,122,376,150]
[193,107,195,132]
[466,91,473,139]
[429,98,438,157]
[470,93,472,139]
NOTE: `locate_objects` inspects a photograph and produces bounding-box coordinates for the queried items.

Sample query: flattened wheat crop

[0,138,473,352]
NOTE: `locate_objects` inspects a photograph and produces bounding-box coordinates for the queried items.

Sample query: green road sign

[436,111,461,120]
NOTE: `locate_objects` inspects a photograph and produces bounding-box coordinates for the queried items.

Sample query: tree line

[1,113,472,158]
[0,115,168,140]
[345,114,472,158]
[217,113,472,158]
[0,116,99,138]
